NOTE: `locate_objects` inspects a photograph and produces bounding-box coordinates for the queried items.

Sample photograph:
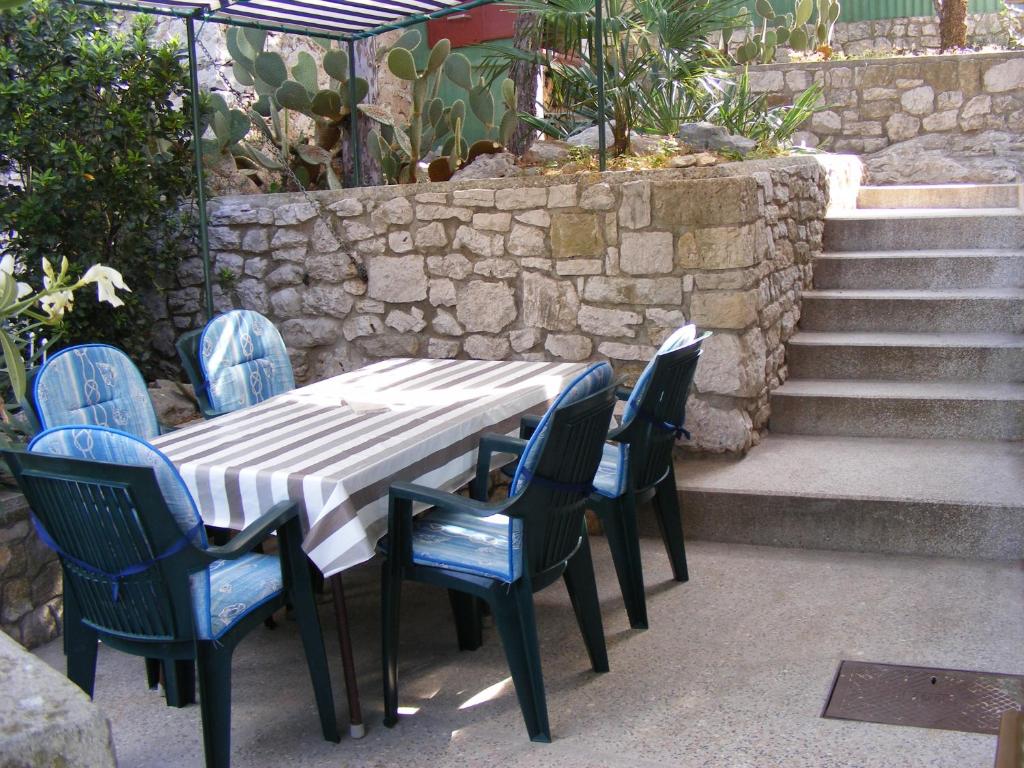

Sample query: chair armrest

[518,414,541,439]
[615,386,633,402]
[203,500,298,561]
[390,481,498,517]
[472,433,527,501]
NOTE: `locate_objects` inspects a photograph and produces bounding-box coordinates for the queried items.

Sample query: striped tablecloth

[152,358,585,577]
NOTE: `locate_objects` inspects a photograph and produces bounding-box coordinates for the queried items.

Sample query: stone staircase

[675,183,1024,560]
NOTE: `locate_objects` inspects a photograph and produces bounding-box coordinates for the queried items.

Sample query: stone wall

[0,489,61,650]
[746,50,1024,183]
[167,156,859,453]
[830,12,1007,56]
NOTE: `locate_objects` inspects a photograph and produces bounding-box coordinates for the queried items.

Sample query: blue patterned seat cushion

[33,344,159,439]
[200,310,294,414]
[29,425,284,640]
[410,509,521,582]
[596,326,710,500]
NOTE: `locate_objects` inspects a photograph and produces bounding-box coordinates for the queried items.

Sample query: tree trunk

[507,11,540,157]
[938,0,968,51]
[340,37,383,187]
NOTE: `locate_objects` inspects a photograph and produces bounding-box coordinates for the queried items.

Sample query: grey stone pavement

[33,538,1024,768]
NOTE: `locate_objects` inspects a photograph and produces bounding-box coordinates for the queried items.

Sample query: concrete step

[673,434,1024,559]
[856,183,1021,210]
[800,288,1024,333]
[824,208,1024,251]
[786,331,1024,382]
[769,379,1024,440]
[813,250,1024,290]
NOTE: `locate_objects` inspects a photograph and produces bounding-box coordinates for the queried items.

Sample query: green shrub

[0,0,195,376]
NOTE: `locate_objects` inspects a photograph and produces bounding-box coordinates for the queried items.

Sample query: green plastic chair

[380,363,617,743]
[4,428,339,768]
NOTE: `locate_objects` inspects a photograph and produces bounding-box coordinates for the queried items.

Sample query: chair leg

[491,582,550,743]
[65,609,99,698]
[286,554,340,743]
[195,641,233,768]
[381,560,402,728]
[448,589,483,651]
[653,470,688,583]
[596,494,649,630]
[163,659,197,708]
[146,658,161,690]
[562,533,609,673]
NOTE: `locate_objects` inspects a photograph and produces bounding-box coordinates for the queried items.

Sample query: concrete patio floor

[32,538,1024,768]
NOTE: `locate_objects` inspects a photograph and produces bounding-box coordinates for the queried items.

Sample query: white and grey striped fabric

[153,358,585,577]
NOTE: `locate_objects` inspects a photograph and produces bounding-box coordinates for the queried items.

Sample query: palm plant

[501,0,735,155]
[708,68,823,150]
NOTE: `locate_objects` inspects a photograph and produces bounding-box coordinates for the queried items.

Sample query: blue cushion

[410,509,521,583]
[207,552,283,640]
[200,310,294,414]
[29,425,284,640]
[592,443,626,499]
[33,344,159,439]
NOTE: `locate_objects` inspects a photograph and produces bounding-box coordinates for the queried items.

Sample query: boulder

[864,130,1024,185]
[677,122,757,156]
[450,152,518,181]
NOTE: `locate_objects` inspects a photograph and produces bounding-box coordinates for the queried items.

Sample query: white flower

[39,289,75,319]
[81,264,131,308]
[0,255,32,298]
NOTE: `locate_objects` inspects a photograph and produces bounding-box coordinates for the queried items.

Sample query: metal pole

[595,0,606,172]
[347,38,361,188]
[186,16,214,321]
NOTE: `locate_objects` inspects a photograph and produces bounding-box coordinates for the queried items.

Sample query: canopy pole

[186,15,214,321]
[595,0,606,172]
[347,38,361,188]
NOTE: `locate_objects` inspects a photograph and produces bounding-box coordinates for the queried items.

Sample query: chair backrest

[12,426,212,643]
[199,310,294,414]
[30,344,159,439]
[509,362,617,580]
[175,328,218,419]
[620,328,710,492]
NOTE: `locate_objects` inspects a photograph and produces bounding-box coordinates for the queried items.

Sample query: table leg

[330,573,365,739]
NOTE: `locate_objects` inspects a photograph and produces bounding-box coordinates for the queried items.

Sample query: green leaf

[387,47,418,81]
[392,28,422,53]
[311,89,342,118]
[207,92,230,117]
[789,26,809,50]
[0,329,26,404]
[794,0,813,27]
[427,97,444,129]
[340,78,369,109]
[501,78,516,110]
[312,36,334,50]
[445,52,473,91]
[242,29,267,57]
[393,125,413,158]
[357,103,395,126]
[755,0,776,20]
[450,98,466,123]
[275,80,312,113]
[292,51,318,95]
[296,144,332,165]
[226,27,253,70]
[227,110,251,144]
[323,49,350,82]
[469,84,494,127]
[499,108,517,146]
[426,38,450,74]
[255,52,288,88]
[232,61,255,87]
[326,165,344,190]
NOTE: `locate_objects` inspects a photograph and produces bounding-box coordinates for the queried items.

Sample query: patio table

[151,357,586,737]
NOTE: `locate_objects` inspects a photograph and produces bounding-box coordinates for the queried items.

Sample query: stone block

[651,177,759,229]
[273,246,308,263]
[414,222,448,249]
[270,228,307,249]
[689,290,759,329]
[453,188,495,207]
[375,196,414,225]
[417,205,473,222]
[685,397,753,452]
[415,192,448,204]
[900,85,934,116]
[281,318,341,348]
[306,252,357,283]
[456,280,517,333]
[312,220,342,253]
[694,328,766,398]
[886,112,920,141]
[578,305,641,337]
[342,314,384,340]
[388,231,414,253]
[619,231,674,275]
[495,187,548,210]
[453,225,504,257]
[464,334,511,360]
[427,338,461,358]
[303,285,355,318]
[619,180,651,230]
[682,222,764,270]
[555,259,604,276]
[357,334,420,358]
[583,277,682,305]
[473,212,512,231]
[427,253,473,279]
[522,272,580,331]
[432,309,464,336]
[270,287,302,318]
[596,341,657,361]
[544,334,592,361]
[983,58,1024,93]
[547,184,577,208]
[429,278,457,307]
[921,110,958,132]
[550,213,605,258]
[266,264,304,289]
[515,210,550,228]
[342,220,375,241]
[273,202,318,225]
[386,307,427,333]
[328,198,363,217]
[579,183,615,210]
[366,255,428,303]
[510,328,543,352]
[474,258,519,279]
[507,224,546,257]
[241,229,270,253]
[645,308,687,345]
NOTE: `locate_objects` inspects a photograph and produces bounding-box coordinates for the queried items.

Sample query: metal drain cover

[823,661,1024,735]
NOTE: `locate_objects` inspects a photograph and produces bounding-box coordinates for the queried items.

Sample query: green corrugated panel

[739,0,1003,22]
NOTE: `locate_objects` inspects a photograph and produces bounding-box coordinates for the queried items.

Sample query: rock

[567,124,673,155]
[685,397,753,452]
[148,380,199,427]
[550,213,605,258]
[302,285,355,318]
[583,277,682,306]
[472,212,512,232]
[580,183,615,211]
[452,189,495,207]
[544,334,592,361]
[900,85,934,116]
[375,196,413,225]
[677,122,757,156]
[432,309,464,336]
[428,278,456,307]
[619,181,651,230]
[495,187,548,210]
[366,256,427,303]
[864,130,1024,184]
[507,224,546,257]
[427,253,472,280]
[281,318,341,348]
[619,231,674,275]
[596,342,657,361]
[385,307,427,333]
[453,225,504,257]
[885,113,920,142]
[694,329,766,398]
[689,290,759,330]
[521,139,571,165]
[450,152,518,181]
[456,281,517,333]
[668,154,698,168]
[577,305,642,338]
[510,328,543,352]
[413,222,448,249]
[464,334,511,360]
[342,314,384,341]
[522,272,580,331]
[983,58,1024,93]
[357,334,420,358]
[427,338,461,358]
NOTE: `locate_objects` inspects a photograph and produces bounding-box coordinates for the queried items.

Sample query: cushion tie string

[634,406,690,440]
[518,467,593,495]
[30,516,205,602]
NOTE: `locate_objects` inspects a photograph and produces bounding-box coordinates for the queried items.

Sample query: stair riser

[786,344,1024,382]
[824,216,1024,251]
[800,296,1024,333]
[856,185,1021,210]
[769,393,1024,440]
[814,256,1024,290]
[670,491,1023,560]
